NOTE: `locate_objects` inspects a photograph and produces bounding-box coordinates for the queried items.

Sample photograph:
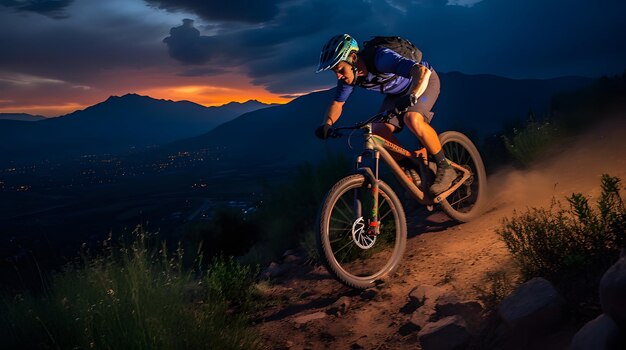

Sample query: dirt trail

[255,116,626,350]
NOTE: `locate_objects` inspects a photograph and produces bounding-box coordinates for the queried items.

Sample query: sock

[432,150,450,168]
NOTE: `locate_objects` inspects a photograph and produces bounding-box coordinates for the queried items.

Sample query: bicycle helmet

[316,34,360,73]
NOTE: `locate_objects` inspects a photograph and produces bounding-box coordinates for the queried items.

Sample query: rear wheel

[317,175,407,289]
[438,131,487,222]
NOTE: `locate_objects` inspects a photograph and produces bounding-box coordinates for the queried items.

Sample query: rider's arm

[373,48,432,98]
[409,63,432,99]
[325,80,352,125]
[324,100,345,126]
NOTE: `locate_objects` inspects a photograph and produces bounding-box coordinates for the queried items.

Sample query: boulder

[569,314,625,350]
[410,306,437,329]
[498,277,564,333]
[436,300,484,334]
[599,257,626,330]
[418,315,471,350]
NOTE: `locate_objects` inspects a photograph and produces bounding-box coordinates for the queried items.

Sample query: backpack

[360,36,422,75]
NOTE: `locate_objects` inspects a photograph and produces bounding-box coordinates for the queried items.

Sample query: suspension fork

[354,149,380,235]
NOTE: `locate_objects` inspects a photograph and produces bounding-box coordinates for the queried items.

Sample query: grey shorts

[378,68,440,133]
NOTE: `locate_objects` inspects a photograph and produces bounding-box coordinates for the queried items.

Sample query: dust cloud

[484,114,626,215]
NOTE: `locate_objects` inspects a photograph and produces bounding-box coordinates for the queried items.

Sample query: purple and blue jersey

[334,47,432,102]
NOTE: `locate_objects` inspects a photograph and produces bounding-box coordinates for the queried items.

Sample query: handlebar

[327,109,398,138]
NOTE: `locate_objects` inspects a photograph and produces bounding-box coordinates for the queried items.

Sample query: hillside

[0,113,45,121]
[167,72,592,175]
[255,114,626,349]
[0,94,272,164]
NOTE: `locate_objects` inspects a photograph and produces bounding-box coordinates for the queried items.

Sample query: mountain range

[0,113,46,121]
[0,73,593,168]
[0,94,273,163]
[165,73,593,173]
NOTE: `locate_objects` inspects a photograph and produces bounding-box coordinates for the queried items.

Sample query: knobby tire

[317,174,407,289]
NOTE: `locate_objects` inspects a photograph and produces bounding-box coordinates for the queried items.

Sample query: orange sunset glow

[137,84,294,107]
[0,84,295,117]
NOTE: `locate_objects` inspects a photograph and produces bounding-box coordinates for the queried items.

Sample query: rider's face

[332,61,355,85]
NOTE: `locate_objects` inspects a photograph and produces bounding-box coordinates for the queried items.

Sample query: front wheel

[438,131,487,222]
[317,175,407,289]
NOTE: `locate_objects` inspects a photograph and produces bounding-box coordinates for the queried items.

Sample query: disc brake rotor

[352,217,376,249]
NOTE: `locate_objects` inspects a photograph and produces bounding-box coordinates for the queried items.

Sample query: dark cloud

[0,4,171,87]
[162,0,380,93]
[0,0,74,18]
[178,67,229,77]
[145,0,287,23]
[163,19,213,65]
[2,0,626,113]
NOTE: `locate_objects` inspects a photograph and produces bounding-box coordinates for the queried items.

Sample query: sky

[0,0,625,117]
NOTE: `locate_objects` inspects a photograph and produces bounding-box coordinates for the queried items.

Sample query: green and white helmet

[316,34,359,73]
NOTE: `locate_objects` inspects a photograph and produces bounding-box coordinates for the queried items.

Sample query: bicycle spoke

[330,216,353,227]
[379,206,393,222]
[337,197,355,223]
[333,238,355,256]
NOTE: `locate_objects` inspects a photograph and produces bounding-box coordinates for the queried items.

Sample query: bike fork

[354,150,380,235]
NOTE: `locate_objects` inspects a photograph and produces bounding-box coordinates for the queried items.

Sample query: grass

[0,228,261,350]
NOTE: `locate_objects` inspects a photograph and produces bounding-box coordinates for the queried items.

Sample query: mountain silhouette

[166,72,593,173]
[0,113,46,121]
[0,94,273,164]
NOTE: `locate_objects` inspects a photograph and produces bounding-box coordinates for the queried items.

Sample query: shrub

[497,174,626,291]
[501,117,561,167]
[0,228,260,350]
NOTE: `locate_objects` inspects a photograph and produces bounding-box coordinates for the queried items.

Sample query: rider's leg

[403,112,457,195]
[403,112,441,154]
[372,122,400,145]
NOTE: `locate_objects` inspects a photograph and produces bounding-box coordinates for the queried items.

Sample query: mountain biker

[314,34,456,195]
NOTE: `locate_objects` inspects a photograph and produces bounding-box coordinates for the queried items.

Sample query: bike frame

[350,121,472,233]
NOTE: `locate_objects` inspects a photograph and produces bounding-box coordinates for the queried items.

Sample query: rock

[327,296,351,316]
[599,257,626,330]
[570,313,626,350]
[436,300,484,334]
[498,277,564,333]
[282,254,302,264]
[409,284,447,305]
[399,322,421,336]
[410,306,437,329]
[293,311,327,325]
[418,315,471,350]
[400,299,421,314]
[261,261,288,279]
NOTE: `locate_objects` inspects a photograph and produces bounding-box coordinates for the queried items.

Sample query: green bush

[501,117,561,167]
[498,174,626,286]
[0,229,260,350]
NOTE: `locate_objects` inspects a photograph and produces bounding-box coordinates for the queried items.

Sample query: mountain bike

[316,110,487,289]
